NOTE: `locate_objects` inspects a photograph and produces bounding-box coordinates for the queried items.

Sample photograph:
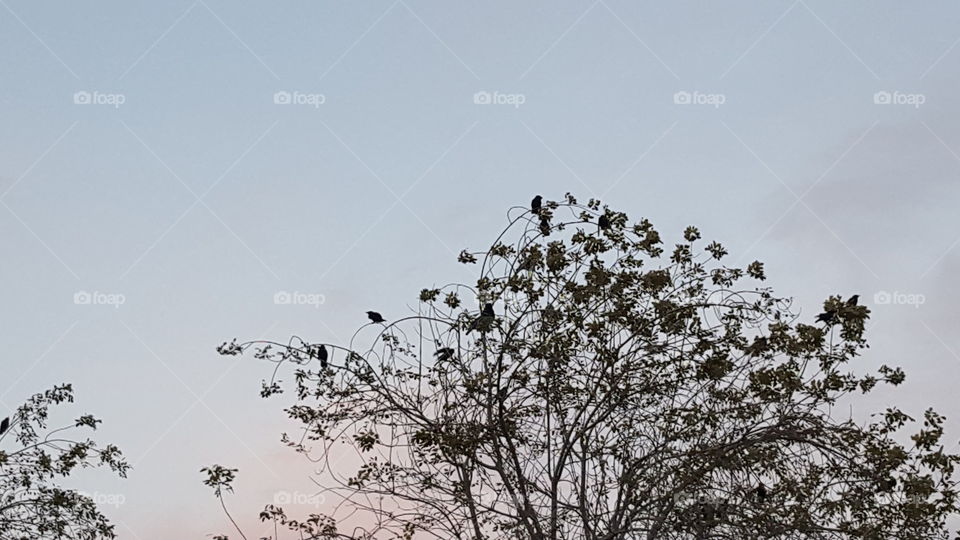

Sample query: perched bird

[539,216,551,236]
[847,294,860,306]
[531,195,543,214]
[754,483,767,503]
[816,310,836,324]
[745,336,768,357]
[0,417,8,435]
[366,311,385,324]
[598,214,611,230]
[434,347,455,362]
[317,344,328,369]
[468,303,496,334]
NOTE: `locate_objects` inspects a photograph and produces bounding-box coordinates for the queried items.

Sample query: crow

[746,336,768,357]
[367,311,385,324]
[434,347,455,362]
[539,216,551,236]
[531,195,543,214]
[816,310,836,324]
[468,303,496,334]
[847,294,859,306]
[755,483,767,504]
[598,214,611,230]
[317,344,328,369]
[0,417,8,435]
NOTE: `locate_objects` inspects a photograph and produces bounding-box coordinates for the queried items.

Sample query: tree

[209,194,960,539]
[0,384,129,539]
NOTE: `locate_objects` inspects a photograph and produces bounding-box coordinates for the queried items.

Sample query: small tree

[210,195,959,539]
[0,383,129,539]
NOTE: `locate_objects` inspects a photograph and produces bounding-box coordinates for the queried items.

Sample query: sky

[2,1,960,537]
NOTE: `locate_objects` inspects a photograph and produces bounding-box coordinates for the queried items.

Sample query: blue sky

[3,1,960,537]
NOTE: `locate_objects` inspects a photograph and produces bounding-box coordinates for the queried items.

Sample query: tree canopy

[211,194,960,539]
[0,384,129,539]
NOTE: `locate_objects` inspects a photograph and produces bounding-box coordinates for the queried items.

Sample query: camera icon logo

[673,91,691,105]
[74,290,92,305]
[274,291,292,305]
[272,490,324,506]
[873,290,892,305]
[273,91,292,105]
[873,91,891,105]
[473,91,492,105]
[73,91,92,105]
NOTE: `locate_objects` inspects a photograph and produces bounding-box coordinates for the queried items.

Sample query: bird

[539,216,551,236]
[816,310,836,324]
[434,347,455,362]
[468,303,496,334]
[847,294,859,306]
[366,311,385,324]
[598,214,611,230]
[754,483,767,503]
[531,195,543,214]
[317,344,328,369]
[0,417,8,435]
[746,336,768,357]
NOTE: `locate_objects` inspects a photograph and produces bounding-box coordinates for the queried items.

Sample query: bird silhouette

[367,311,385,324]
[468,303,496,334]
[0,417,8,435]
[598,214,611,230]
[755,483,767,503]
[531,195,542,214]
[847,294,859,306]
[816,310,836,324]
[539,216,551,236]
[746,336,768,357]
[317,344,328,369]
[434,347,455,362]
